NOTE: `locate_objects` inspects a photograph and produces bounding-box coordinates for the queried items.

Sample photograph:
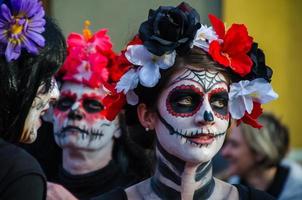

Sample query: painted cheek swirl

[166,85,203,117]
[207,88,230,120]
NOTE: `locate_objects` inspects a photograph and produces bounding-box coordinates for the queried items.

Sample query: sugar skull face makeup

[53,82,120,150]
[155,68,229,163]
[22,78,59,143]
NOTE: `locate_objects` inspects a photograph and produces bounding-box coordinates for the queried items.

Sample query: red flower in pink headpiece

[208,14,253,77]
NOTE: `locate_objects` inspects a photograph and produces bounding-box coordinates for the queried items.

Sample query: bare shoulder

[211,178,239,200]
[125,178,161,200]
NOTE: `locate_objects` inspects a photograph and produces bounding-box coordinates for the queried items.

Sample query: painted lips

[186,133,215,145]
[61,126,89,135]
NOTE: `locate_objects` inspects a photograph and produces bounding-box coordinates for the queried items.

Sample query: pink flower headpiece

[57,21,125,121]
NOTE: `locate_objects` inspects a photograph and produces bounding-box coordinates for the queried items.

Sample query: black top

[57,160,133,200]
[240,165,289,199]
[20,121,62,181]
[0,138,46,200]
[92,184,275,200]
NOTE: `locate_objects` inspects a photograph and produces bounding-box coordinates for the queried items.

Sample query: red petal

[209,41,230,67]
[67,33,86,48]
[208,14,225,39]
[127,35,143,46]
[103,92,126,121]
[229,53,253,77]
[223,24,253,56]
[238,102,263,129]
[92,29,113,53]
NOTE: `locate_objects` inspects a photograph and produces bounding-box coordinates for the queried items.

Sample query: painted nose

[195,110,215,125]
[68,109,83,120]
[204,111,214,122]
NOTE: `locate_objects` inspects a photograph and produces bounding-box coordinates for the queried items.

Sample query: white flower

[125,45,176,87]
[193,24,218,51]
[229,78,278,119]
[116,68,140,105]
[116,68,139,93]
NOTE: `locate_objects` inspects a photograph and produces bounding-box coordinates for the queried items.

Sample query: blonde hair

[240,113,289,168]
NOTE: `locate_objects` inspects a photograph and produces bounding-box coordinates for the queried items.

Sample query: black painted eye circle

[208,89,229,116]
[56,97,74,111]
[211,99,227,109]
[83,99,103,113]
[167,85,203,117]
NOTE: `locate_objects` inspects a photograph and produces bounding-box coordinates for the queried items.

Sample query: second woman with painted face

[94,2,278,200]
[46,22,151,200]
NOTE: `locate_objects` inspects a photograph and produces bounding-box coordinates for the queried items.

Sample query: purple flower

[0,0,45,61]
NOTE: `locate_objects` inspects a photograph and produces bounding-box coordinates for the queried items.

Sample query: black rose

[245,43,273,82]
[139,2,201,56]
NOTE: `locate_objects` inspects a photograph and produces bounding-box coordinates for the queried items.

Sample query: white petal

[139,62,160,87]
[125,45,152,66]
[229,80,251,99]
[244,96,254,114]
[229,97,247,119]
[229,81,254,118]
[156,51,176,70]
[249,78,279,103]
[116,68,139,93]
[193,24,218,51]
[126,90,139,105]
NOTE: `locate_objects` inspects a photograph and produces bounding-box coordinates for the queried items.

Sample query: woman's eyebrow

[81,93,103,100]
[61,91,77,98]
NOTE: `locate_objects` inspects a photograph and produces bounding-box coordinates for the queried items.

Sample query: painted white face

[155,68,230,163]
[53,82,120,150]
[22,78,59,143]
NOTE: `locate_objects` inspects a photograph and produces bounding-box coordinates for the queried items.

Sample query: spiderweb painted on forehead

[169,69,227,93]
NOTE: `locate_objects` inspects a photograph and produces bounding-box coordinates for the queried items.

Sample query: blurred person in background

[222,113,302,199]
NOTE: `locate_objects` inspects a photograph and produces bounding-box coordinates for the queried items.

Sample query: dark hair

[0,16,66,142]
[113,113,154,181]
[125,47,229,150]
[240,113,289,168]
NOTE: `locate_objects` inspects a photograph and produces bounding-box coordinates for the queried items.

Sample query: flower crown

[57,21,125,121]
[116,2,278,128]
[0,0,46,61]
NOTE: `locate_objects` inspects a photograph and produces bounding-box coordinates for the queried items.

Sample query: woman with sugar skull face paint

[0,0,66,199]
[94,2,278,200]
[44,22,150,200]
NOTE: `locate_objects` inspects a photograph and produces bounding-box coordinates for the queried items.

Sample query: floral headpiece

[116,2,201,105]
[116,2,278,128]
[0,0,46,61]
[57,21,125,121]
[193,14,278,128]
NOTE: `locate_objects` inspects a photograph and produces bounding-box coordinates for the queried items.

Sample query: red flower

[237,101,263,129]
[208,14,253,77]
[102,82,126,121]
